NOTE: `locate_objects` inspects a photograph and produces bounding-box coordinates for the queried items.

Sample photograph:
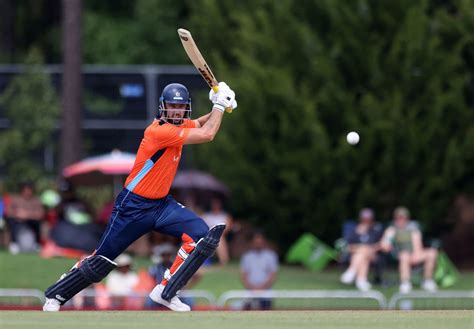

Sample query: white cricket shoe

[43,298,61,312]
[355,279,372,292]
[149,284,191,312]
[399,281,412,294]
[340,270,356,285]
[421,279,438,292]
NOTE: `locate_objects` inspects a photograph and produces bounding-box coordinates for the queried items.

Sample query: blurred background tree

[0,49,60,188]
[187,0,474,249]
[0,0,473,253]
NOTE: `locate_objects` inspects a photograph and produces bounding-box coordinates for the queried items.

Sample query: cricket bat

[177,28,232,113]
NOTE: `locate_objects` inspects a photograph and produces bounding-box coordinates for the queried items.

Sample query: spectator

[380,206,438,293]
[105,254,139,308]
[145,243,199,309]
[50,181,103,252]
[0,183,8,247]
[340,208,383,291]
[240,231,278,310]
[144,243,176,309]
[202,197,232,265]
[40,188,61,239]
[149,243,177,286]
[6,181,45,253]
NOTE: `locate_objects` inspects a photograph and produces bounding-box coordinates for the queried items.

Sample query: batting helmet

[158,83,192,124]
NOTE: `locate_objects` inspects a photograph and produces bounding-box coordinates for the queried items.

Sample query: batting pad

[45,255,116,305]
[161,224,225,301]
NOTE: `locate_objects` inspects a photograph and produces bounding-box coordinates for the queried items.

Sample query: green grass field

[2,251,473,294]
[1,251,474,310]
[1,310,473,329]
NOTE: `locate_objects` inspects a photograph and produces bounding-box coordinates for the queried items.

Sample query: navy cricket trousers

[94,189,209,260]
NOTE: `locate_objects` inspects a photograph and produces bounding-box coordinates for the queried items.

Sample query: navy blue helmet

[158,83,192,125]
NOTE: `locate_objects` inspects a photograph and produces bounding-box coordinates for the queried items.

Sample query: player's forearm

[195,112,212,127]
[201,109,224,140]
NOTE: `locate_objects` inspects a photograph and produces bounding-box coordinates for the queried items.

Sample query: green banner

[434,251,459,288]
[286,233,338,271]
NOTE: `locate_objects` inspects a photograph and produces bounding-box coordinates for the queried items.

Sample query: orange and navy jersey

[124,119,196,199]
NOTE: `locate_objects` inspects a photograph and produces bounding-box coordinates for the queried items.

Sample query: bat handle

[213,85,233,113]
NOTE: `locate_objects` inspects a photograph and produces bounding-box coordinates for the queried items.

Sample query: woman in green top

[381,207,438,293]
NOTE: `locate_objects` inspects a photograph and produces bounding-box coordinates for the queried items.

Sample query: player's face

[165,103,187,125]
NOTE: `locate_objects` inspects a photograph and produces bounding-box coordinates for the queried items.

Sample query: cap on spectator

[359,208,374,220]
[115,254,133,267]
[151,243,176,264]
[394,206,410,219]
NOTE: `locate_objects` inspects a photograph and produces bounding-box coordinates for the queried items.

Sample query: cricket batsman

[43,82,237,312]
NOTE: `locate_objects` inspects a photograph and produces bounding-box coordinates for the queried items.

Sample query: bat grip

[213,85,233,113]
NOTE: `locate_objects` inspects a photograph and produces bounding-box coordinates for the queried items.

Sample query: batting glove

[213,88,237,112]
[208,82,230,103]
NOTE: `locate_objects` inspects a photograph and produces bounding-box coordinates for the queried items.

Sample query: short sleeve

[267,251,279,273]
[346,227,360,244]
[182,119,197,128]
[240,253,251,273]
[149,123,191,148]
[407,221,421,232]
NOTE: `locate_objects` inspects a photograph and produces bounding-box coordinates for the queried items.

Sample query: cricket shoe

[340,270,356,285]
[149,284,191,312]
[421,279,437,292]
[355,279,372,292]
[43,298,61,312]
[399,281,412,294]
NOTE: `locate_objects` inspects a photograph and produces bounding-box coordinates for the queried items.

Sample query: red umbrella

[63,150,136,193]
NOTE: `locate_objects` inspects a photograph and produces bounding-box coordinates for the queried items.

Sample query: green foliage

[4,0,474,252]
[0,49,60,187]
[84,90,123,116]
[83,0,190,64]
[187,0,474,249]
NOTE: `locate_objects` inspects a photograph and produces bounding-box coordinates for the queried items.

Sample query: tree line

[1,0,473,250]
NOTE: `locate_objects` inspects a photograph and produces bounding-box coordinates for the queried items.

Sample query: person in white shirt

[240,231,278,310]
[105,254,139,307]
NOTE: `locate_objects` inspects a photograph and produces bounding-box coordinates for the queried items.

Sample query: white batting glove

[209,82,230,102]
[213,88,237,112]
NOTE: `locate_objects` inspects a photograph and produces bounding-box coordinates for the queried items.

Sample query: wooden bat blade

[178,28,218,89]
[177,28,232,113]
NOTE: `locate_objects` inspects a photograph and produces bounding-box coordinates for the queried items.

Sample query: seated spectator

[105,254,139,308]
[49,181,103,252]
[202,197,232,265]
[240,231,278,310]
[340,208,383,291]
[380,206,438,293]
[0,186,6,245]
[6,181,45,253]
[144,243,199,309]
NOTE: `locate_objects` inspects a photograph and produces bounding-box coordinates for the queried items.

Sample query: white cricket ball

[346,131,360,145]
